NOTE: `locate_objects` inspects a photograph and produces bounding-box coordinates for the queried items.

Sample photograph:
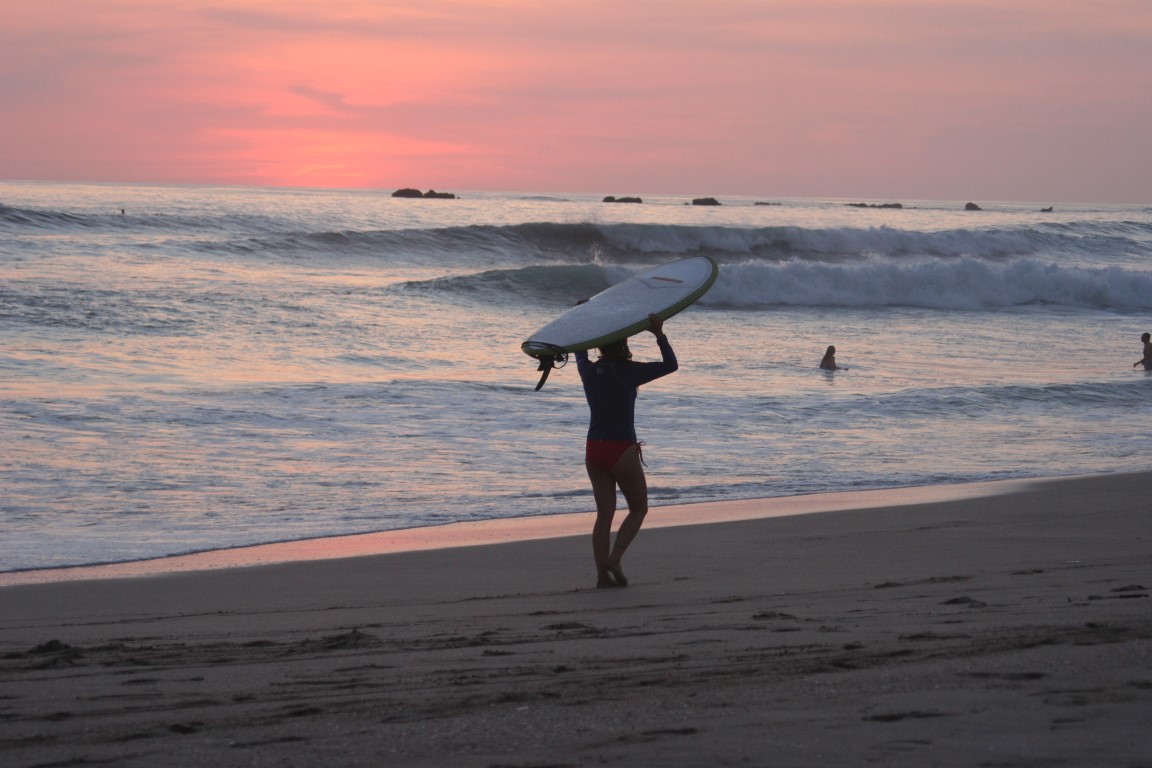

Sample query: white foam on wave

[701,257,1152,310]
[599,223,1041,259]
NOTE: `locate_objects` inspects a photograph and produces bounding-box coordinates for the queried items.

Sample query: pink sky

[2,0,1150,202]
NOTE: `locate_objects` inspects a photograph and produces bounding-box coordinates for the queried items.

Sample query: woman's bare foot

[605,561,628,587]
[597,571,615,588]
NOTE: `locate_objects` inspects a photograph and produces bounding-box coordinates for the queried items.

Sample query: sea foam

[701,257,1152,310]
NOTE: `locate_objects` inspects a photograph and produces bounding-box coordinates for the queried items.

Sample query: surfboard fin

[534,356,557,391]
[531,350,569,391]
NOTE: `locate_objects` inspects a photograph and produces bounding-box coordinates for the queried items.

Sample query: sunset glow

[2,0,1150,201]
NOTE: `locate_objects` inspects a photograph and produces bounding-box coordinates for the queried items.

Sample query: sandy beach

[1,472,1149,767]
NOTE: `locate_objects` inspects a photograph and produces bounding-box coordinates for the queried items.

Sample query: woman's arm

[628,314,678,385]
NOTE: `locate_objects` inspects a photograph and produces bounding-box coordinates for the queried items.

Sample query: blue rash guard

[575,336,678,442]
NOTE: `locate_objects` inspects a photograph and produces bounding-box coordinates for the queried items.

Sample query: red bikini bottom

[585,440,641,472]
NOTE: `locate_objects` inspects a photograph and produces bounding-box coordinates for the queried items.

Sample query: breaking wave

[401,257,1152,311]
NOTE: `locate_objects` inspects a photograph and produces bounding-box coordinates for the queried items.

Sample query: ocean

[2,180,1150,573]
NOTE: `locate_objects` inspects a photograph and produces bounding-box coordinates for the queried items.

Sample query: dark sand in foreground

[1,472,1149,767]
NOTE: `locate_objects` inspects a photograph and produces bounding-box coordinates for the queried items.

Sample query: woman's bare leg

[586,460,620,588]
[604,447,648,586]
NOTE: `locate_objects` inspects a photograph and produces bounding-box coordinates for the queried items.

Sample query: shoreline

[0,475,1047,588]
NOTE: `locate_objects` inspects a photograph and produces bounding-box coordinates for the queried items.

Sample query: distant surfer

[576,313,678,588]
[819,345,840,370]
[1134,332,1152,371]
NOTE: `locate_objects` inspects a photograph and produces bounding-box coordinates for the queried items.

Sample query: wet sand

[1,472,1149,766]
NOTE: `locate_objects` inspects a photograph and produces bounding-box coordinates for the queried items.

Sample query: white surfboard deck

[521,255,718,359]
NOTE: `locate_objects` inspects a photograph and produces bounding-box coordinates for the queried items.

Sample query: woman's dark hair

[598,340,632,360]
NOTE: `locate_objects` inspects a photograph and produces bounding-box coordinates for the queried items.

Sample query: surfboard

[522,255,718,388]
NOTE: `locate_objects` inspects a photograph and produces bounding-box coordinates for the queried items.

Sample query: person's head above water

[1142,332,1150,343]
[826,345,836,355]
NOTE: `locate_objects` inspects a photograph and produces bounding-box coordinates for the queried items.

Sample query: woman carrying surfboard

[522,256,715,586]
[576,313,678,588]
